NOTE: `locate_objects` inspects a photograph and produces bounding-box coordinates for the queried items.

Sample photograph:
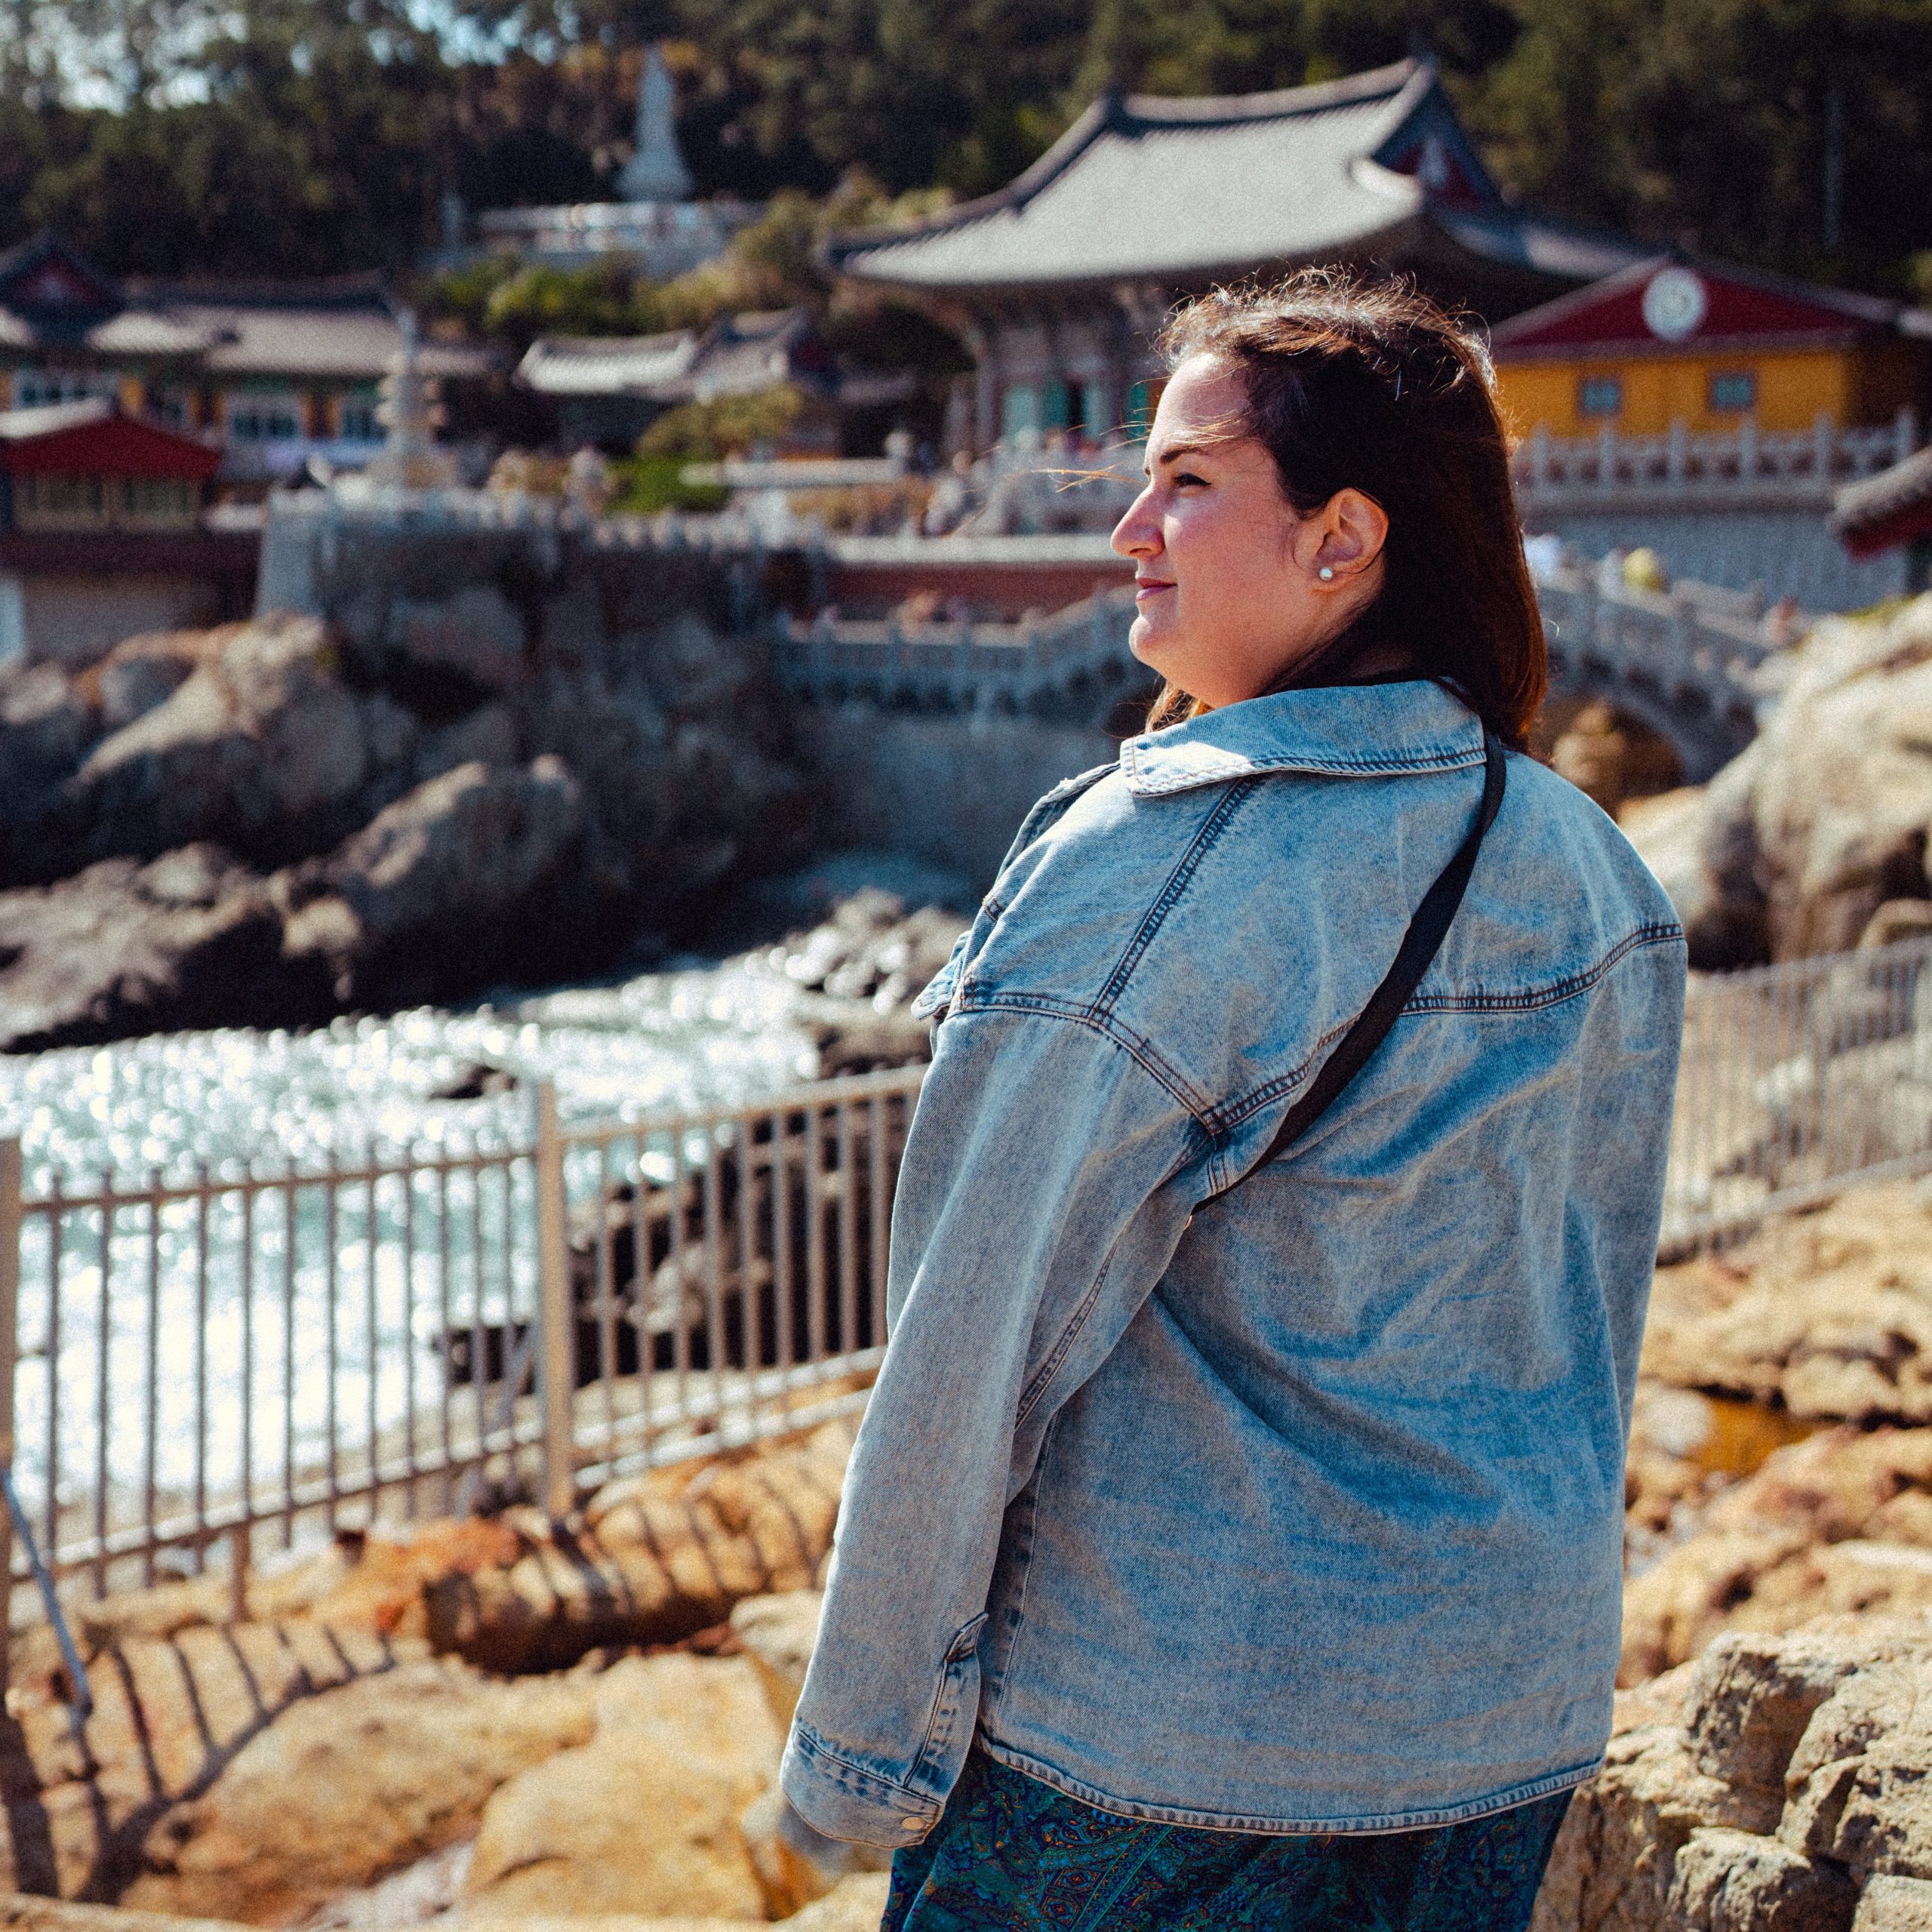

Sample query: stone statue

[617,45,694,204]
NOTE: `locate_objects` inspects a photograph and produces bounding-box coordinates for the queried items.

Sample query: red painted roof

[1491,256,1901,357]
[0,403,221,479]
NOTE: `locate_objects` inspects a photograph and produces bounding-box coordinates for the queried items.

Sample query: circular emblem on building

[1641,266,1709,342]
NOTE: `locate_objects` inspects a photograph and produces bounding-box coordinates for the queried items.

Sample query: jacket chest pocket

[912,1612,990,1788]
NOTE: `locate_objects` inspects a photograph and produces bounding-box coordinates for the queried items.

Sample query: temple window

[1579,375,1623,419]
[340,392,380,441]
[1126,378,1162,436]
[1079,380,1111,438]
[1709,370,1757,414]
[226,392,303,441]
[1001,383,1041,440]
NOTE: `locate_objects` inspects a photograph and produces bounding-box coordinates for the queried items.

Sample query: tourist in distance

[778,272,1688,1930]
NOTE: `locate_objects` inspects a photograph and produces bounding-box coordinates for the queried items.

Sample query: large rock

[274,755,599,1004]
[0,1619,591,1919]
[414,1419,855,1675]
[57,615,417,874]
[0,663,97,832]
[1643,1186,1932,1429]
[1621,1429,1932,1684]
[461,1653,779,1920]
[1622,594,1932,964]
[1534,1623,1932,1931]
[0,844,321,1051]
[730,1592,890,1912]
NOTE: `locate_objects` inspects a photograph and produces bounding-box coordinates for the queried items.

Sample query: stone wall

[1531,506,1907,611]
[797,709,1115,886]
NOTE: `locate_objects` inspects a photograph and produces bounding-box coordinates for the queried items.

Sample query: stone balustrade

[775,563,1783,779]
[1514,409,1919,514]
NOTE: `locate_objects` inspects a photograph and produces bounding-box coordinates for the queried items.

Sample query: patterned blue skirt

[883,1747,1571,1932]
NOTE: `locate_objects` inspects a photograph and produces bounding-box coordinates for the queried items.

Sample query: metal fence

[1663,933,1932,1253]
[0,1066,924,1654]
[5,935,1932,1657]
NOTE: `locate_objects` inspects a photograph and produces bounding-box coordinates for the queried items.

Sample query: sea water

[0,958,831,1549]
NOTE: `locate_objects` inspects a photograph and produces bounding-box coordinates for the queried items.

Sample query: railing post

[0,1140,20,1697]
[533,1084,576,1521]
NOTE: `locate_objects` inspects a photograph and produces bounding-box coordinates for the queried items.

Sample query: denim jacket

[779,678,1686,1849]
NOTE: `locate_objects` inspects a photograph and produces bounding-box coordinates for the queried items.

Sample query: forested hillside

[2,0,1930,302]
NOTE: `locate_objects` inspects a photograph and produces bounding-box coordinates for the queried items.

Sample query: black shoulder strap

[1208,730,1507,1201]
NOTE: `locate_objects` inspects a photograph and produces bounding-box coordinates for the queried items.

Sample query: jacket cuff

[780,1719,946,1850]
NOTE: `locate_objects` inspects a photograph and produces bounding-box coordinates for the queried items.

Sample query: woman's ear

[1308,489,1389,585]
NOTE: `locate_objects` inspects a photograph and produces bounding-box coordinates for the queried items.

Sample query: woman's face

[1111,353,1386,709]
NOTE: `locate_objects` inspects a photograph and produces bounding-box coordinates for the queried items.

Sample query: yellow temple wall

[1496,345,1883,439]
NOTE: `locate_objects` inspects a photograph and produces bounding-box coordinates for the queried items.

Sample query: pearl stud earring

[1318,566,1334,581]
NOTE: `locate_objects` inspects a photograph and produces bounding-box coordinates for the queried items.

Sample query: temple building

[0,233,492,493]
[1489,254,1930,441]
[826,58,1644,451]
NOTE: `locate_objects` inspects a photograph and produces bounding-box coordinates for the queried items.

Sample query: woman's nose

[1112,488,1161,558]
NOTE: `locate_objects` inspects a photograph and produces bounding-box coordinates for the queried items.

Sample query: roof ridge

[1489,248,1902,346]
[823,58,1428,272]
[1119,57,1421,125]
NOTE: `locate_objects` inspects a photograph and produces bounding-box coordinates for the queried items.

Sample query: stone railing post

[1899,406,1921,464]
[1598,423,1617,488]
[1739,414,1759,480]
[1531,423,1552,488]
[1814,412,1836,480]
[1667,419,1688,485]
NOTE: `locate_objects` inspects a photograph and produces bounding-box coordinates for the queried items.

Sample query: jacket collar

[1118,680,1485,798]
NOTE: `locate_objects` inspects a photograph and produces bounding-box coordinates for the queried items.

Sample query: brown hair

[1148,269,1546,748]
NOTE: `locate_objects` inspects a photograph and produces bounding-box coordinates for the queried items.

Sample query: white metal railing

[1513,409,1919,506]
[1663,934,1932,1252]
[6,937,1932,1674]
[0,1066,924,1676]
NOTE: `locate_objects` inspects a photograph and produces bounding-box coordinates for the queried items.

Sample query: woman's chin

[1128,617,1181,670]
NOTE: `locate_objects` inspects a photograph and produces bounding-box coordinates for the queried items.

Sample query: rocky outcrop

[0,1872,894,1932]
[274,755,601,1004]
[742,885,969,1075]
[0,562,819,1041]
[0,1618,593,1919]
[1620,1429,1932,1685]
[1537,1619,1932,1931]
[1642,1184,1932,1429]
[0,844,321,1051]
[1622,592,1932,965]
[462,1652,780,1920]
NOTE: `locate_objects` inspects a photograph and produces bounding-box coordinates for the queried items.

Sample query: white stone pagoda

[461,45,754,279]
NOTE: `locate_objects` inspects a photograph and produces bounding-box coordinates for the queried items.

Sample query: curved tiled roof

[828,62,1438,294]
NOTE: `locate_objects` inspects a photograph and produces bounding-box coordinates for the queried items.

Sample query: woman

[779,272,1686,1930]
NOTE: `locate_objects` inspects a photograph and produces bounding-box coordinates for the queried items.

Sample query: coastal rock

[1854,1876,1932,1927]
[1534,1625,1932,1931]
[60,615,417,873]
[0,662,97,826]
[1642,1186,1932,1429]
[274,755,596,1004]
[1620,1428,1932,1684]
[1622,593,1932,964]
[120,1653,593,1924]
[1666,1826,1857,1928]
[731,1590,823,1734]
[729,1592,890,1912]
[0,1617,591,1917]
[0,843,319,1051]
[229,1420,861,1674]
[461,1653,778,1920]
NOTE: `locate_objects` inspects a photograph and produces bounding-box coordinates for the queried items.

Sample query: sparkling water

[0,957,832,1552]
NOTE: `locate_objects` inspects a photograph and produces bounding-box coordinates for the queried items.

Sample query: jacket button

[900,1817,925,1830]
